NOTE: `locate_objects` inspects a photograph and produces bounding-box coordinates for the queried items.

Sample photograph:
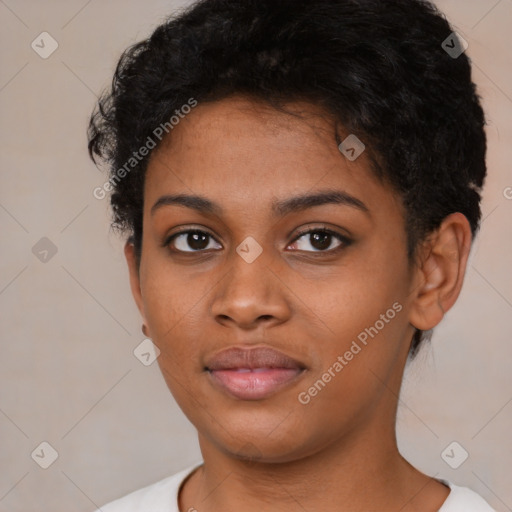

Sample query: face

[127,95,421,463]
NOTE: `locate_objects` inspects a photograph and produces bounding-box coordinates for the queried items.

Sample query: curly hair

[87,0,487,357]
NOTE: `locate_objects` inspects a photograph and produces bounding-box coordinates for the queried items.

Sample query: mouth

[205,346,307,401]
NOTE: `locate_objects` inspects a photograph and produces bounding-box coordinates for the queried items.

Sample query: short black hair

[87,0,487,357]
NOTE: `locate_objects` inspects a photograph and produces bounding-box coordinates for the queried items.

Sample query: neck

[179,417,448,512]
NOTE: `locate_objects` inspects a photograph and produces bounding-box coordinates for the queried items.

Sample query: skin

[124,95,472,512]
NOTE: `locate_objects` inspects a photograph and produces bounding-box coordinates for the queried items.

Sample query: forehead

[144,95,401,221]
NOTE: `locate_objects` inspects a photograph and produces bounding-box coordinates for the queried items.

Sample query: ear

[124,241,148,326]
[408,213,472,331]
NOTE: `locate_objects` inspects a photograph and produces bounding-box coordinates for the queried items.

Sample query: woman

[88,0,495,510]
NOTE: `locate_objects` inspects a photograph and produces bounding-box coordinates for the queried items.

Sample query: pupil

[311,232,330,250]
[189,232,208,250]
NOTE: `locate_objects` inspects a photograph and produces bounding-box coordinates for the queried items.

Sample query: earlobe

[408,213,472,332]
[124,241,147,324]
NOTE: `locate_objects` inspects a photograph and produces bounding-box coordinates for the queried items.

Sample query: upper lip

[205,346,305,371]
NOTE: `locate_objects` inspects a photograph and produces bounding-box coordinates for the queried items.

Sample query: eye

[165,229,221,253]
[164,226,352,254]
[288,227,352,253]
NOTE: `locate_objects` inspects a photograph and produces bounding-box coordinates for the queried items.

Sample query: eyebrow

[150,189,370,218]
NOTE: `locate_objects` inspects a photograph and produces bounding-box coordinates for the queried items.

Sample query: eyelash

[163,226,352,255]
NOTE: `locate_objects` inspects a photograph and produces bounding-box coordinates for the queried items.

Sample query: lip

[205,346,306,400]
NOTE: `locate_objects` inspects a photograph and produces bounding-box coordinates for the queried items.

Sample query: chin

[197,407,323,463]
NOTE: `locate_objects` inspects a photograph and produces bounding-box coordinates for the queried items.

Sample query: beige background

[0,1,511,510]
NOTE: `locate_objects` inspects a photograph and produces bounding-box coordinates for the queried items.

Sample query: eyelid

[162,226,219,250]
[291,224,351,243]
[288,225,352,254]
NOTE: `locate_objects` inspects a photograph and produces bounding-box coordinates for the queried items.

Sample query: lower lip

[208,368,304,400]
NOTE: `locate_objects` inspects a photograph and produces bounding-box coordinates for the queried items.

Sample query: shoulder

[93,464,201,512]
[439,481,496,512]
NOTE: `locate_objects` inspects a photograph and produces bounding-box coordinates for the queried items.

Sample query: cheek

[296,247,411,389]
[304,251,408,344]
[294,303,409,441]
[142,251,202,330]
[140,262,204,369]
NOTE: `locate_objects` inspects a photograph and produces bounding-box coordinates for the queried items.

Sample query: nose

[210,247,292,330]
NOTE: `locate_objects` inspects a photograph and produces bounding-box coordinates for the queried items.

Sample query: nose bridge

[210,238,290,327]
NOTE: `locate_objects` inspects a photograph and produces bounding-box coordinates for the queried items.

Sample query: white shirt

[95,464,496,511]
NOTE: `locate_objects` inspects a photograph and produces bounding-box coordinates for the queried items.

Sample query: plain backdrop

[0,1,511,511]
